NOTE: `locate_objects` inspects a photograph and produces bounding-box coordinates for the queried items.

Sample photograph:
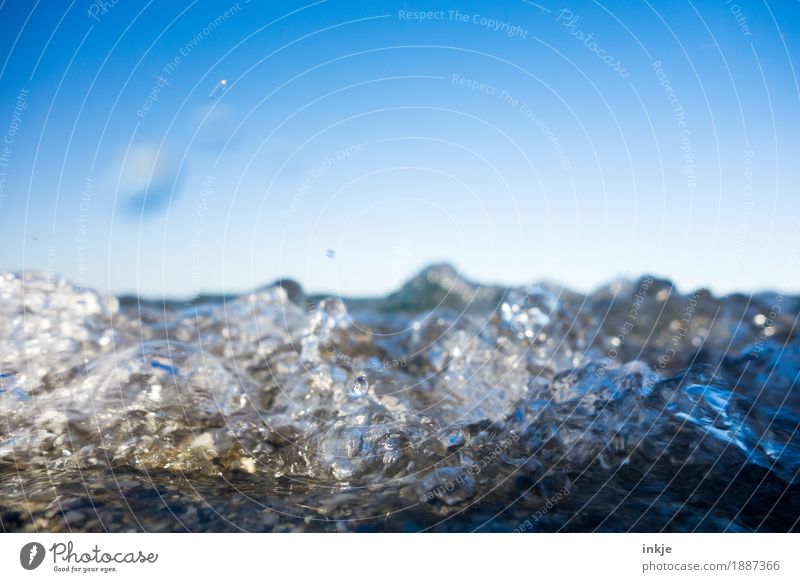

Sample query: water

[1,266,798,532]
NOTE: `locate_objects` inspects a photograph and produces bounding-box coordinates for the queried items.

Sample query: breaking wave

[1,266,798,532]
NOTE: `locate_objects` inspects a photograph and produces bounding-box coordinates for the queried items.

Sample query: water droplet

[442,428,465,448]
[311,298,348,332]
[325,248,336,259]
[352,374,369,397]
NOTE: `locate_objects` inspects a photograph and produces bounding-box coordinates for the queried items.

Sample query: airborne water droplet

[209,79,228,98]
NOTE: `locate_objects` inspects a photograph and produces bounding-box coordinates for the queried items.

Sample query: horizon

[15,261,794,302]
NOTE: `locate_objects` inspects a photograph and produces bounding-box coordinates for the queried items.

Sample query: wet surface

[1,266,798,531]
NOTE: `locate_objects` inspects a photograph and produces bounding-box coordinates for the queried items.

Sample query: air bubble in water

[443,429,465,448]
[352,374,369,397]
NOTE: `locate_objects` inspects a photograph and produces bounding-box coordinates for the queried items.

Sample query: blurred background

[0,0,798,298]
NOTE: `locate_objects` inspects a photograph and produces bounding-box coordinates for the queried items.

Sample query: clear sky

[0,0,798,298]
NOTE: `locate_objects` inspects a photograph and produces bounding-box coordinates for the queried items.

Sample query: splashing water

[0,266,798,532]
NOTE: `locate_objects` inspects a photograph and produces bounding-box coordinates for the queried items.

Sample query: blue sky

[0,0,798,298]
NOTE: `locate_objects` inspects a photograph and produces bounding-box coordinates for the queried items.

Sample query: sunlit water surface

[1,266,798,532]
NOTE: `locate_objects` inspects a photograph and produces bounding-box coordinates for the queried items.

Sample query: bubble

[418,467,475,505]
[352,374,369,397]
